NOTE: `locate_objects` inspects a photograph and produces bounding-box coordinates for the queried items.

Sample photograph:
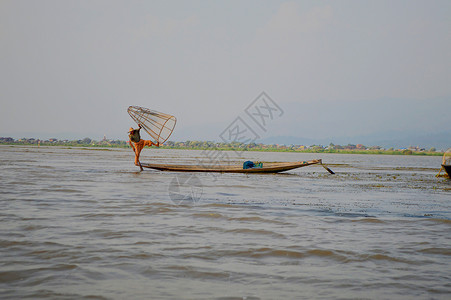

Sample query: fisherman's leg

[134,141,145,165]
[143,140,155,147]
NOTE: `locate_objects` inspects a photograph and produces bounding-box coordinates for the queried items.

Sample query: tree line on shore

[0,137,127,146]
[0,137,441,155]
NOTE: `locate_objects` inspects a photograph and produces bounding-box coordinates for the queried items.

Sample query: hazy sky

[1,0,450,142]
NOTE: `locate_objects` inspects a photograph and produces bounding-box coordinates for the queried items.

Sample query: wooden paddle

[318,159,335,174]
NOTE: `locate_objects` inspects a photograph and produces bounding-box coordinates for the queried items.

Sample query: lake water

[0,145,450,299]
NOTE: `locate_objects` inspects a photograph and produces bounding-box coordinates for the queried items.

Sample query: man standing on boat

[128,124,159,166]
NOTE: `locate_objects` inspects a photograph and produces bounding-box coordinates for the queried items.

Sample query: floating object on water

[127,106,177,144]
[141,159,334,174]
[437,148,451,178]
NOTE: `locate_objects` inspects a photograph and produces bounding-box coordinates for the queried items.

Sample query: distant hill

[254,98,449,150]
[258,131,450,150]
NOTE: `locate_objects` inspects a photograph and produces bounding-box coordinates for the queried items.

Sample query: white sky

[1,0,450,142]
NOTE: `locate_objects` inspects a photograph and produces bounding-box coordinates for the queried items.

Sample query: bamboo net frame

[127,106,177,144]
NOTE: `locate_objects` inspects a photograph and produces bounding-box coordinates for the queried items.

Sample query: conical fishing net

[127,106,177,144]
[443,148,451,165]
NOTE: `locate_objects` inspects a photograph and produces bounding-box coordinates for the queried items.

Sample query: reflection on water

[0,146,450,299]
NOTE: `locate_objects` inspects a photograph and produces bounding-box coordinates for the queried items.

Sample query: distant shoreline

[0,142,443,156]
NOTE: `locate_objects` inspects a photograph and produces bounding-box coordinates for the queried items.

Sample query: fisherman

[128,124,159,166]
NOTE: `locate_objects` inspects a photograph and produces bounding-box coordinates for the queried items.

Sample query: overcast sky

[1,0,450,142]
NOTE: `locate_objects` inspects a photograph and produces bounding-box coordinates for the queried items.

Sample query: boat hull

[442,164,451,177]
[141,160,321,173]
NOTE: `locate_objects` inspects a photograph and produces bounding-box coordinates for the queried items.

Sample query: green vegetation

[0,137,444,156]
[161,141,443,156]
[0,137,127,148]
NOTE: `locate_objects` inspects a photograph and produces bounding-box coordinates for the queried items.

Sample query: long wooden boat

[141,159,324,173]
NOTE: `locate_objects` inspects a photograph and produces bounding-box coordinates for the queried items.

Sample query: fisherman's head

[128,127,141,143]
